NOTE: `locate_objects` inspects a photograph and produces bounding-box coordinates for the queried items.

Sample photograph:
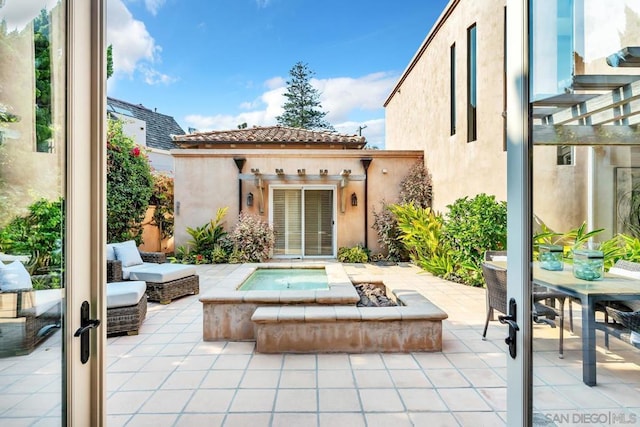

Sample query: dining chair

[481,262,565,358]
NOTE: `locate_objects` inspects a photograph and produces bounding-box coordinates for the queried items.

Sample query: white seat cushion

[0,260,33,291]
[32,289,63,317]
[106,281,146,309]
[127,263,196,283]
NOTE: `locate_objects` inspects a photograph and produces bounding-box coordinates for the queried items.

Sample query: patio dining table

[489,261,640,386]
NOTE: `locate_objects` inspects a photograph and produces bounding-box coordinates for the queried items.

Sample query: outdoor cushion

[127,263,196,283]
[106,244,117,261]
[106,281,146,309]
[609,267,640,280]
[32,289,63,317]
[113,240,143,267]
[121,262,155,280]
[0,260,33,291]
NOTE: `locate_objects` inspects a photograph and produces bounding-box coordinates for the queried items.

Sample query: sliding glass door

[271,187,335,258]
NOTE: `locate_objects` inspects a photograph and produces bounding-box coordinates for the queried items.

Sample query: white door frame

[506,0,532,424]
[269,185,337,259]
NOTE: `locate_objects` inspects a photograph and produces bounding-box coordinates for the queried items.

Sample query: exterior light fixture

[247,192,254,207]
[351,193,358,207]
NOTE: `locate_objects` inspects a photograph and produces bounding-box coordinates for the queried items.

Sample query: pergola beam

[533,124,640,145]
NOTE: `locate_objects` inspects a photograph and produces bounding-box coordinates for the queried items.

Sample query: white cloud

[184,72,389,148]
[0,0,60,32]
[144,0,166,16]
[255,0,271,9]
[106,0,176,88]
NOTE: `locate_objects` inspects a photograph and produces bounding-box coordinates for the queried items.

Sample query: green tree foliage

[276,62,334,131]
[0,198,63,274]
[106,119,153,243]
[107,44,114,79]
[33,9,52,152]
[149,173,174,241]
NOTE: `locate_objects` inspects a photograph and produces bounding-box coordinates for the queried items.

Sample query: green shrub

[0,197,63,275]
[149,173,174,241]
[337,245,369,263]
[372,203,409,262]
[171,207,229,264]
[107,119,154,244]
[390,203,454,278]
[442,194,507,286]
[229,213,274,263]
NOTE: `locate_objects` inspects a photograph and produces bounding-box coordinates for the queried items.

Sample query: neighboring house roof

[107,97,185,151]
[173,125,366,149]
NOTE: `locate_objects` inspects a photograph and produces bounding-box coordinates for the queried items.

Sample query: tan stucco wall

[385,0,587,232]
[172,149,423,256]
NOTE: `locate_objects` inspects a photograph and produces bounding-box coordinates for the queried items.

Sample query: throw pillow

[0,260,33,291]
[113,240,143,267]
[106,243,117,261]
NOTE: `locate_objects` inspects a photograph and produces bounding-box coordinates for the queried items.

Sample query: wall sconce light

[247,192,254,207]
[297,168,306,176]
[319,169,328,176]
[351,193,358,207]
[275,168,284,176]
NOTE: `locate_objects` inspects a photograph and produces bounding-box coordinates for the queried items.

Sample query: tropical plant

[276,61,334,131]
[337,245,369,263]
[0,197,63,275]
[106,118,154,244]
[172,207,229,263]
[371,202,409,262]
[228,212,275,263]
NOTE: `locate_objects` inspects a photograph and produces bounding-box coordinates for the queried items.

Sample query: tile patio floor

[1,262,639,426]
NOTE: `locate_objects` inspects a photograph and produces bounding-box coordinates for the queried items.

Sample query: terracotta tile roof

[173,125,366,148]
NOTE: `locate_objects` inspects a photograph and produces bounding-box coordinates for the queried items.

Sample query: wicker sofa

[106,259,147,335]
[107,241,199,305]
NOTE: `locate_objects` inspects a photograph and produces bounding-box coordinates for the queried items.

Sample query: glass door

[271,187,335,258]
[507,0,640,424]
[0,1,105,425]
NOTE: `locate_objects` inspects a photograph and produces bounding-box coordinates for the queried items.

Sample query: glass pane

[304,190,333,256]
[0,0,65,424]
[272,189,302,256]
[530,1,640,423]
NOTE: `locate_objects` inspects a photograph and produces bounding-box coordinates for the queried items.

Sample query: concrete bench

[251,291,447,353]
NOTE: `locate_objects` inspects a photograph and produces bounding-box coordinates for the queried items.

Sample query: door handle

[498,298,519,359]
[74,301,101,364]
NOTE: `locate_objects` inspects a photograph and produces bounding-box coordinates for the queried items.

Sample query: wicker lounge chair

[481,262,566,357]
[0,274,61,357]
[106,260,147,335]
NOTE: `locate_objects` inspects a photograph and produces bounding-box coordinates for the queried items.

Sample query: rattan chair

[106,260,147,335]
[481,262,565,357]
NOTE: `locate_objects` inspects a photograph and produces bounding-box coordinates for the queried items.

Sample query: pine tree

[276,62,334,131]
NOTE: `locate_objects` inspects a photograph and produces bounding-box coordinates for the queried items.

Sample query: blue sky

[106,0,450,148]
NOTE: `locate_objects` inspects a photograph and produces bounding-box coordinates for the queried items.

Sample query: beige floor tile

[223,413,272,427]
[364,412,413,427]
[477,387,507,411]
[454,411,506,426]
[200,369,244,389]
[388,369,432,388]
[160,370,204,390]
[174,413,225,426]
[381,353,420,370]
[174,354,217,371]
[119,371,171,391]
[240,369,281,388]
[318,388,361,412]
[105,414,131,427]
[446,352,489,369]
[124,413,178,427]
[409,412,460,426]
[274,388,317,412]
[353,369,394,388]
[358,389,404,412]
[139,356,184,372]
[424,368,470,388]
[532,386,578,410]
[459,368,505,388]
[318,412,366,427]
[229,389,276,412]
[349,354,385,369]
[108,356,152,372]
[279,370,317,388]
[212,354,252,370]
[272,412,318,427]
[221,341,256,354]
[139,389,193,413]
[107,391,153,414]
[317,370,356,388]
[282,354,317,370]
[439,388,492,411]
[183,389,235,412]
[398,388,448,411]
[247,354,284,370]
[412,352,455,370]
[317,354,352,370]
